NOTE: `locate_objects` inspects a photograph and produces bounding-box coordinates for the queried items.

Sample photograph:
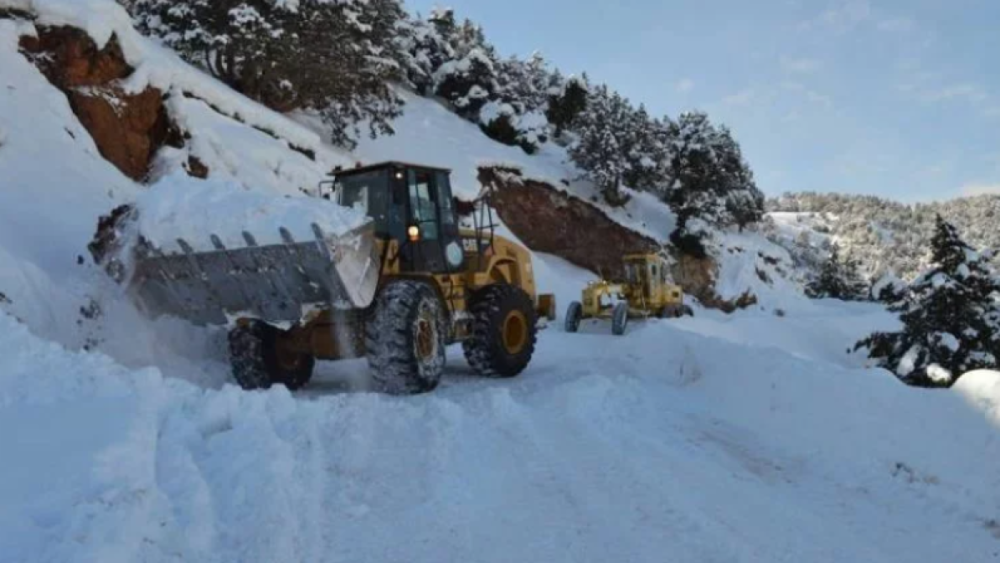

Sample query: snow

[927,363,954,384]
[936,332,961,353]
[1,1,999,561]
[955,370,1000,425]
[133,173,369,252]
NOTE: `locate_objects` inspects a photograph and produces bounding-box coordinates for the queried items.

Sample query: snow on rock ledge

[133,173,369,253]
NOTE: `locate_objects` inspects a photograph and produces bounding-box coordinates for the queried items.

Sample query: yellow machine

[123,162,556,394]
[564,253,691,336]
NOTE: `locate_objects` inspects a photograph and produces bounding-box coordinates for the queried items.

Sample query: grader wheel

[564,301,583,333]
[464,284,538,378]
[611,302,629,336]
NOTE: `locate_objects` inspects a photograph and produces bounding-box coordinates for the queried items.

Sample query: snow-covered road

[3,302,998,563]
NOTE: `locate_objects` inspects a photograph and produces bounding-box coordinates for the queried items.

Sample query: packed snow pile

[133,173,369,253]
[955,370,1000,425]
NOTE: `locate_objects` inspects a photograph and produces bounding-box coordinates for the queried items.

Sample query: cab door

[401,169,461,273]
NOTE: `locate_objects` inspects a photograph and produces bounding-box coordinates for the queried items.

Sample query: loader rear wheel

[365,281,446,395]
[611,302,629,336]
[463,285,537,378]
[228,321,315,391]
[565,301,583,333]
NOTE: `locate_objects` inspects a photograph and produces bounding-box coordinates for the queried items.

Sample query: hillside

[767,192,1000,281]
[0,1,999,562]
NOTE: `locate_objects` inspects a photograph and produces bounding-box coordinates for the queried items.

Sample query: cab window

[408,170,439,240]
[435,171,455,226]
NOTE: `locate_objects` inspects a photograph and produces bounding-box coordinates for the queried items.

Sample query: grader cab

[121,162,556,394]
[564,253,692,336]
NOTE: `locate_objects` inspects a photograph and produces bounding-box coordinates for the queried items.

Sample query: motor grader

[117,162,556,394]
[564,253,692,336]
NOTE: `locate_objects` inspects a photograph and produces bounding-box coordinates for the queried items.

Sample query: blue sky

[405,0,1000,202]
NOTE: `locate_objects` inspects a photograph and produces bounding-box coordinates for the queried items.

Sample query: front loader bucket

[128,222,380,326]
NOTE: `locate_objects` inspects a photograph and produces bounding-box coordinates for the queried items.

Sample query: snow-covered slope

[331,90,677,244]
[1,1,998,561]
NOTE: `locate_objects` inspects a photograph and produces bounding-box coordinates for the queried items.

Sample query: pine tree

[129,0,404,148]
[546,75,588,137]
[663,112,764,250]
[856,216,1000,387]
[568,85,634,206]
[805,246,867,300]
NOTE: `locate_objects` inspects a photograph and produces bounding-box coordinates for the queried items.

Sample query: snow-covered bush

[856,216,1000,387]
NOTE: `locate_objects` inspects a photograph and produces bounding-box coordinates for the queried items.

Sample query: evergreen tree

[568,85,634,206]
[805,246,867,300]
[129,0,403,148]
[856,216,1000,387]
[546,75,588,137]
[663,112,764,250]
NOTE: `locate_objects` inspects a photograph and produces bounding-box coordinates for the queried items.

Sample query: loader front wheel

[228,321,315,391]
[365,281,446,395]
[464,285,537,378]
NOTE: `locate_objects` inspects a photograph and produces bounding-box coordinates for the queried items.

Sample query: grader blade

[128,222,380,326]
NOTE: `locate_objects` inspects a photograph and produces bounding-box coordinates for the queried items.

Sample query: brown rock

[19,26,130,88]
[67,86,170,181]
[185,155,210,179]
[19,26,173,181]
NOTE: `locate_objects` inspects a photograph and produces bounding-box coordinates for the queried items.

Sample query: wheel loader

[116,162,556,394]
[564,253,692,336]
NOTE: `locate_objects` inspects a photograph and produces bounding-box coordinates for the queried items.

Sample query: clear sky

[404,0,1000,202]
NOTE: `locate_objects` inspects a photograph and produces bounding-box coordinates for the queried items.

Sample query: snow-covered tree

[804,246,867,300]
[546,74,588,137]
[394,9,455,95]
[620,105,669,192]
[663,112,764,250]
[870,272,907,303]
[568,85,636,206]
[856,216,1000,387]
[129,0,404,148]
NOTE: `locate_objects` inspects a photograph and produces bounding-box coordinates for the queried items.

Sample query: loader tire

[365,281,446,395]
[565,301,583,333]
[463,284,537,378]
[228,321,315,391]
[611,302,629,336]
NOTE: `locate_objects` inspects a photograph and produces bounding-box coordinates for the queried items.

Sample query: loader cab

[331,162,462,273]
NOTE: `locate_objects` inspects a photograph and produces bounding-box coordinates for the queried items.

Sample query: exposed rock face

[480,166,763,312]
[479,166,659,281]
[19,26,172,181]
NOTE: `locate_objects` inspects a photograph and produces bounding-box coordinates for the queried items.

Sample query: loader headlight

[407,225,421,242]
